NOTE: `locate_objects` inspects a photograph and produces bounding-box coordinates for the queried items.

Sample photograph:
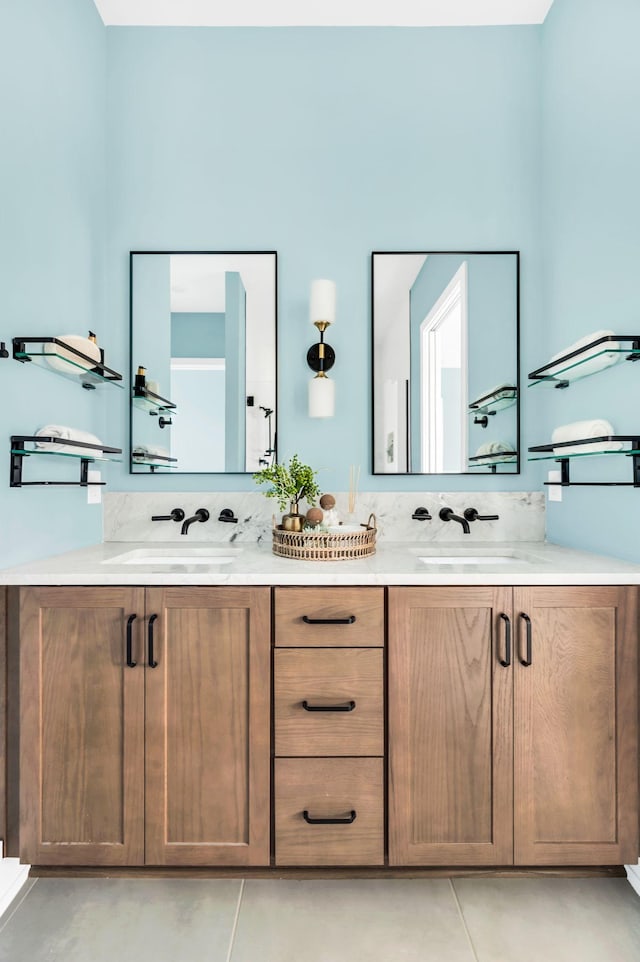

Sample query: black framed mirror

[129,251,277,474]
[372,251,520,475]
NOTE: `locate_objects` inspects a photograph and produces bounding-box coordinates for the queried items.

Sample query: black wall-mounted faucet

[411,506,432,521]
[181,508,210,535]
[464,507,500,524]
[151,508,185,523]
[218,508,238,524]
[439,507,471,534]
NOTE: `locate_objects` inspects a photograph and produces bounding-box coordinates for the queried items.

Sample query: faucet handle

[464,507,499,523]
[218,508,238,524]
[411,506,432,521]
[151,508,185,522]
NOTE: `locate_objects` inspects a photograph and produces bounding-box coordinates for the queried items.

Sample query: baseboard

[0,844,30,919]
[625,863,640,897]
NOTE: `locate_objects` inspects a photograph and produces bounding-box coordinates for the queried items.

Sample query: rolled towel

[546,330,622,381]
[551,419,626,455]
[470,384,517,409]
[35,425,103,455]
[44,335,101,372]
[475,441,516,458]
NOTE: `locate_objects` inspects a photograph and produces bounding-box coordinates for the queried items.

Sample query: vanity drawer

[275,758,384,865]
[274,587,384,648]
[274,648,383,756]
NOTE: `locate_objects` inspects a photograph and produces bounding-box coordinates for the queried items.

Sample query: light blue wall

[541,0,640,562]
[105,26,542,494]
[0,0,109,567]
[171,313,225,358]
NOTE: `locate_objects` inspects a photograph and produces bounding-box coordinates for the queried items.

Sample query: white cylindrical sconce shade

[308,374,335,418]
[310,279,336,324]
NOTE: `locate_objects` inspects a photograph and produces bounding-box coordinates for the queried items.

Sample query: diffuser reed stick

[348,465,360,515]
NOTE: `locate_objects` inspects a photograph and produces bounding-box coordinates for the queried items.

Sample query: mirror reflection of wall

[372,251,519,476]
[130,252,277,474]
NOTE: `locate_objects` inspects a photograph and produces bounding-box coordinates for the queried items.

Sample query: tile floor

[1,877,640,962]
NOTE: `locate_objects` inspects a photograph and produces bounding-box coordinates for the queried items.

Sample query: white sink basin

[418,555,521,566]
[104,548,241,566]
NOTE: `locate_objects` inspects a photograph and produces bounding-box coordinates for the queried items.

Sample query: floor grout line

[225,877,245,962]
[449,879,481,962]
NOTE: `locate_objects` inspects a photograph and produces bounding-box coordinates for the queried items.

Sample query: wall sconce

[307,279,336,418]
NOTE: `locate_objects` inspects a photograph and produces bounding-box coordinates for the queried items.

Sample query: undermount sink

[103,548,241,566]
[418,554,522,566]
[413,548,537,566]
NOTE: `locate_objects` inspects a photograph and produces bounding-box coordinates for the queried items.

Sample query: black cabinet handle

[126,614,137,668]
[303,810,357,825]
[302,700,356,712]
[519,613,532,666]
[302,615,356,625]
[148,614,158,668]
[498,613,511,668]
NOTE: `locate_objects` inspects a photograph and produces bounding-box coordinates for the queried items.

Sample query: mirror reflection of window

[419,262,468,473]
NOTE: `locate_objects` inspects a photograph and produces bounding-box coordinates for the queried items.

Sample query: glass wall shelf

[13,337,124,390]
[132,387,177,415]
[132,453,178,473]
[10,435,122,487]
[528,335,640,389]
[527,436,640,487]
[468,452,518,473]
[468,387,517,416]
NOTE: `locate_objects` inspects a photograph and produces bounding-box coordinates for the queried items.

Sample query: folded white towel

[546,330,622,381]
[551,419,626,454]
[475,441,516,458]
[35,425,103,455]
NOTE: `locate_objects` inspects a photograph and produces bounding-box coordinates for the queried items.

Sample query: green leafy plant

[253,454,320,512]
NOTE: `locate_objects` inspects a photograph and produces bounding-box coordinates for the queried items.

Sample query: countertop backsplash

[104,491,545,544]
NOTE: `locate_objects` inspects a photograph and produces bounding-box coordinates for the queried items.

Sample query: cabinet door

[145,587,271,865]
[389,587,513,865]
[19,587,145,865]
[514,586,638,865]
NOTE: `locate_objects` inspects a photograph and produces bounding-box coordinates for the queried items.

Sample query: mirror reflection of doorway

[419,263,468,473]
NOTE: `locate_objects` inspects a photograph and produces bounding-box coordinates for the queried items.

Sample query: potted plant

[253,454,320,532]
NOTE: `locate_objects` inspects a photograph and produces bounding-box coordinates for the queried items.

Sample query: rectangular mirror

[372,251,519,475]
[130,251,277,474]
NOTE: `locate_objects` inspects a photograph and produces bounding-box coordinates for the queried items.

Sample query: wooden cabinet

[388,586,638,867]
[17,586,270,867]
[19,588,145,866]
[273,588,384,865]
[513,587,638,865]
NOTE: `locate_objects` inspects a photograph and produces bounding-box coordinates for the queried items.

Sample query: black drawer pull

[125,614,137,668]
[302,615,356,625]
[498,613,511,668]
[302,700,356,712]
[519,612,532,666]
[148,614,158,668]
[303,810,357,825]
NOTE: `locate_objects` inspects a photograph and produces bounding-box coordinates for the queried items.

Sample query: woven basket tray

[272,513,377,561]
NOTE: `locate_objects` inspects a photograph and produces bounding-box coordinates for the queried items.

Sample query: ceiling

[93,0,555,27]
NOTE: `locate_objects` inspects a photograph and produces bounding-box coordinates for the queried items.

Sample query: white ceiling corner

[93,0,555,28]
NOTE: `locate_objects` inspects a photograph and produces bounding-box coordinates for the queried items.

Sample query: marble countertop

[1,540,639,586]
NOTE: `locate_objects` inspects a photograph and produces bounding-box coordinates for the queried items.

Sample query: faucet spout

[181,508,210,535]
[439,507,471,535]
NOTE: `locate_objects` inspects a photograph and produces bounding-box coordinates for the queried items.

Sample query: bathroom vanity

[1,538,639,873]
